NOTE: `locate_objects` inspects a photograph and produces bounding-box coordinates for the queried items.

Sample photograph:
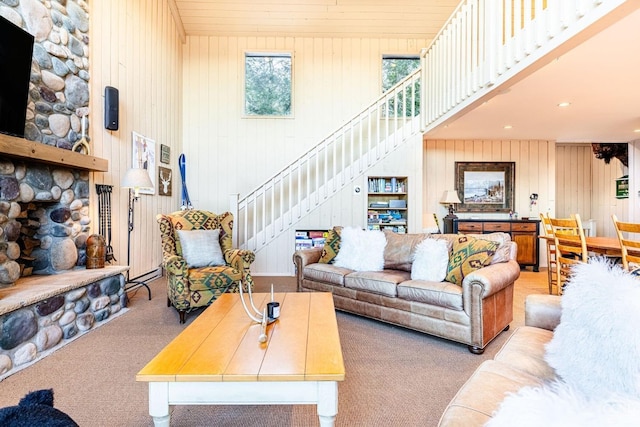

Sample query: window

[382,55,420,116]
[244,52,292,117]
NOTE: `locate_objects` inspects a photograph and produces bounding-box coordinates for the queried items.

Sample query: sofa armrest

[525,294,562,331]
[462,260,521,299]
[293,248,323,291]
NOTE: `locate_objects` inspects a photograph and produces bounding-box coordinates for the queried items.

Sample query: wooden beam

[0,133,109,172]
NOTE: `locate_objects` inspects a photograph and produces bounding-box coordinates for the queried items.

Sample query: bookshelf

[367,176,408,233]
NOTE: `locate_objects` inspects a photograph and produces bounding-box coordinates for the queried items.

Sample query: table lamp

[440,190,462,219]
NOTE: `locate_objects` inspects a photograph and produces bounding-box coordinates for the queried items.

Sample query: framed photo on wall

[455,161,515,213]
[158,166,172,196]
[132,131,156,195]
[160,144,170,164]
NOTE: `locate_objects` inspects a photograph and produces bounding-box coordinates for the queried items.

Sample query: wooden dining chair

[611,214,640,273]
[539,213,558,294]
[549,214,588,295]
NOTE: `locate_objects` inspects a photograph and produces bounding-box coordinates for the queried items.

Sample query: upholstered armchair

[156,210,255,323]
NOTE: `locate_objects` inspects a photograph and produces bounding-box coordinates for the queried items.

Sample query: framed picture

[455,161,515,213]
[160,144,170,164]
[132,131,156,195]
[158,166,172,196]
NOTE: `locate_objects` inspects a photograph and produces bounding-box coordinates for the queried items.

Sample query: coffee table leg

[149,382,170,427]
[317,381,338,427]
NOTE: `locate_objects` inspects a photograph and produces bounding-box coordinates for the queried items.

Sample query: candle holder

[238,281,279,343]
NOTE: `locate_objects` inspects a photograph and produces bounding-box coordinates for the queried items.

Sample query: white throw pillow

[333,227,386,271]
[411,238,449,281]
[487,381,640,427]
[177,229,225,268]
[544,258,640,400]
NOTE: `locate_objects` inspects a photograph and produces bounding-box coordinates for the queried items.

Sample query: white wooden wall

[181,36,427,212]
[89,0,183,278]
[556,143,628,237]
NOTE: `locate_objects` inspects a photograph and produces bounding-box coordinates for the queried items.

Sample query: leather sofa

[438,294,562,426]
[293,232,521,354]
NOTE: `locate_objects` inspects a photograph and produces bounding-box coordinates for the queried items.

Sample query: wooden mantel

[0,132,108,172]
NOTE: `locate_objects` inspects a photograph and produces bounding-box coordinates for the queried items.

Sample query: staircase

[231,70,422,252]
[231,0,638,253]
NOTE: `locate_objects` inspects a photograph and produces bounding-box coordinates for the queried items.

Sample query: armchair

[156,210,255,323]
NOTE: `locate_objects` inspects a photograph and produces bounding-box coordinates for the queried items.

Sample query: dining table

[540,235,622,257]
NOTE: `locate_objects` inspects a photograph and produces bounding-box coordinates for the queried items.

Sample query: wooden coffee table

[136,292,345,426]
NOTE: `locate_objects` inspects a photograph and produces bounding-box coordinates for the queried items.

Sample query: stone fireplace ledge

[0,266,129,316]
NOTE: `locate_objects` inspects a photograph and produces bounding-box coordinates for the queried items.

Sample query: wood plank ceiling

[172,0,461,39]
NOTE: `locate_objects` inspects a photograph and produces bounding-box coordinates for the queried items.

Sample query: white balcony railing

[421,0,634,131]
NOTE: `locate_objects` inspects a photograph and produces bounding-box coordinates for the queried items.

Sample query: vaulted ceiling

[171,1,640,143]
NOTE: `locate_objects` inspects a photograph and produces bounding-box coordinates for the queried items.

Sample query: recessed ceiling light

[634,129,640,133]
[504,125,513,129]
[558,102,571,107]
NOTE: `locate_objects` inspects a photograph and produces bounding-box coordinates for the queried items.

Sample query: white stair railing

[231,70,422,251]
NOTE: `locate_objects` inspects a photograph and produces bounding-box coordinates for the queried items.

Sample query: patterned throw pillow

[319,226,342,264]
[445,235,499,285]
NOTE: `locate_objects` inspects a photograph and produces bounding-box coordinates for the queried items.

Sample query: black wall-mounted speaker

[104,86,119,130]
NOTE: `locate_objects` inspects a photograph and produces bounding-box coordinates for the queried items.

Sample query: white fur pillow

[486,381,640,427]
[411,238,449,281]
[177,229,225,268]
[545,258,640,400]
[334,227,386,271]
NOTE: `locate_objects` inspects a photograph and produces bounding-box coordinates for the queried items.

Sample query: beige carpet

[0,271,548,426]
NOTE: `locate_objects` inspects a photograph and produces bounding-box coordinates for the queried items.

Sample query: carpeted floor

[0,271,548,426]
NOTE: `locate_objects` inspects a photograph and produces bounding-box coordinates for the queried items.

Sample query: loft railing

[230,70,421,251]
[421,0,634,131]
[231,0,635,252]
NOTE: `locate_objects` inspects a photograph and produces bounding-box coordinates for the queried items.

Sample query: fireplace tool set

[95,184,116,263]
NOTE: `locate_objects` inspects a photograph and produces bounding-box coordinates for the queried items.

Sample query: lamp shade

[440,190,461,205]
[122,167,152,193]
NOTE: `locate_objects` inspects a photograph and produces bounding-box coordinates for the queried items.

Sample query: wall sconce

[529,193,538,209]
[440,190,462,219]
[121,167,153,299]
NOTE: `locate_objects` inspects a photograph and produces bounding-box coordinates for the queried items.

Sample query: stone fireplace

[0,157,91,287]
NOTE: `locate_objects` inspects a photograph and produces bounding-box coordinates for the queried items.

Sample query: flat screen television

[0,16,34,139]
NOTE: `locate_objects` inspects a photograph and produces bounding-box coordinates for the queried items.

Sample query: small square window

[245,53,292,117]
[382,55,420,116]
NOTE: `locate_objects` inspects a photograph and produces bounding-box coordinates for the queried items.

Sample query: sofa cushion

[493,326,555,380]
[439,360,545,427]
[344,270,410,297]
[383,230,428,271]
[303,263,353,286]
[397,280,463,310]
[177,229,225,268]
[545,259,640,400]
[411,238,449,281]
[445,235,499,285]
[334,227,386,271]
[319,226,342,264]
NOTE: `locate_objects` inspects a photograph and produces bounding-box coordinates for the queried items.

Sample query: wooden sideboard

[452,218,540,271]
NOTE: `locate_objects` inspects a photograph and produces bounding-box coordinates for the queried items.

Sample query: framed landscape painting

[455,162,515,213]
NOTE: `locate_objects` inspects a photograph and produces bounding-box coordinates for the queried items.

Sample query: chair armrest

[163,255,188,275]
[225,249,256,288]
[525,294,562,331]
